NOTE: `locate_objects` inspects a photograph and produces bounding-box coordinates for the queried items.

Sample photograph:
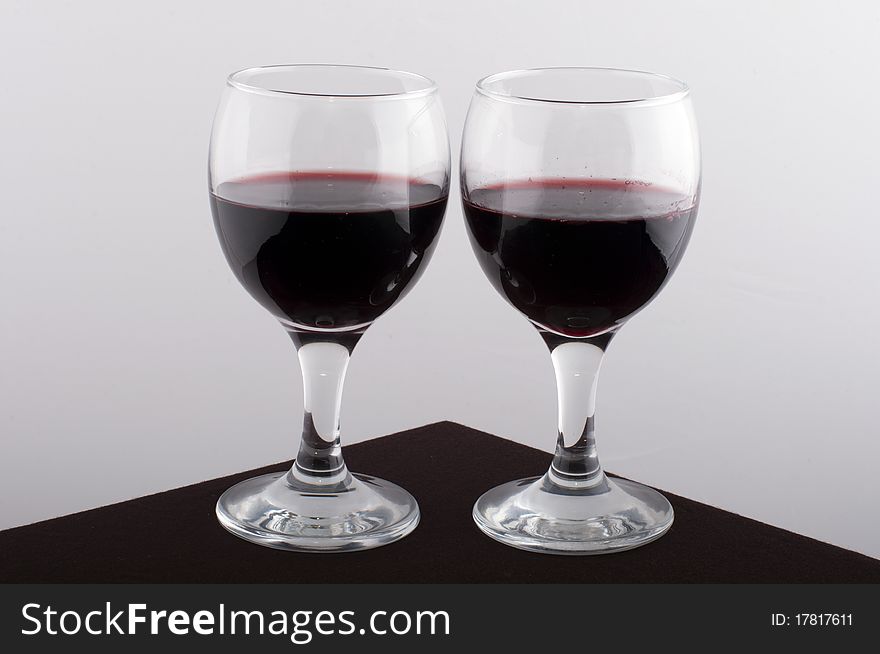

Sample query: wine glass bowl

[209,65,449,552]
[461,67,700,554]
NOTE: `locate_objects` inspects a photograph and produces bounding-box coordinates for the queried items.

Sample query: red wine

[463,179,696,337]
[211,172,447,331]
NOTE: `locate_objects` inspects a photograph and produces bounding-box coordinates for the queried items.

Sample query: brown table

[1,422,877,583]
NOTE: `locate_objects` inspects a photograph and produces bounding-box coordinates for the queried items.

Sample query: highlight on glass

[460,67,700,554]
[209,64,450,551]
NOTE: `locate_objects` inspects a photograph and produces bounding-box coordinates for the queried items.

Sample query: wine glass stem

[542,331,615,492]
[287,332,362,488]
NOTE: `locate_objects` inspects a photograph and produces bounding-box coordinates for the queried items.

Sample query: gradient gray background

[2,0,878,558]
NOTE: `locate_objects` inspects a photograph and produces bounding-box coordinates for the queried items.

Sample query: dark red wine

[211,172,447,330]
[463,179,696,337]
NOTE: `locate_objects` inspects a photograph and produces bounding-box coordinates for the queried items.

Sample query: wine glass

[461,67,700,554]
[209,64,449,551]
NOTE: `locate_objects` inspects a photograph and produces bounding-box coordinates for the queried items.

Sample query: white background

[2,0,879,559]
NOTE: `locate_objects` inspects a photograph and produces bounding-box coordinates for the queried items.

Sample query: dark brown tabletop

[1,422,877,583]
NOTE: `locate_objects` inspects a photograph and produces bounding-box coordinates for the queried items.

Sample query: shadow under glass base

[473,473,673,555]
[216,471,419,552]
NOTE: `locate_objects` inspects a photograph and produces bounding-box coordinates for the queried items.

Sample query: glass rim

[475,66,690,107]
[226,63,438,100]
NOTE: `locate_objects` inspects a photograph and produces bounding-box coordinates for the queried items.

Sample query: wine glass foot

[216,471,419,552]
[473,474,673,555]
